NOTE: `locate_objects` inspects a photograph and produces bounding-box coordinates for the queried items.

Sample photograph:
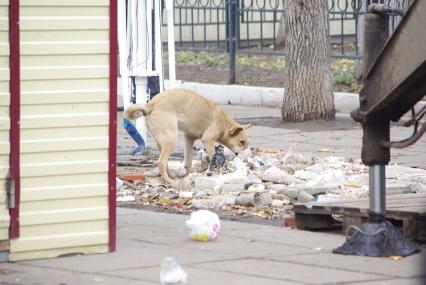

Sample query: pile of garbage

[117,146,426,221]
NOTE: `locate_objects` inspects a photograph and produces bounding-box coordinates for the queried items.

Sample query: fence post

[227,0,237,84]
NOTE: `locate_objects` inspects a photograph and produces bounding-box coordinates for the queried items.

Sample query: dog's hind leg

[147,112,178,184]
[184,134,196,175]
[157,140,175,183]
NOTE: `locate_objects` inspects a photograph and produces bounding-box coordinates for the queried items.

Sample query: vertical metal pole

[225,0,229,51]
[166,0,177,88]
[154,0,163,91]
[228,0,236,84]
[361,9,390,222]
[369,165,386,215]
[236,0,240,48]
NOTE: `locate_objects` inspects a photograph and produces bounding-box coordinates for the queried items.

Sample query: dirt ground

[175,64,286,89]
[163,51,361,93]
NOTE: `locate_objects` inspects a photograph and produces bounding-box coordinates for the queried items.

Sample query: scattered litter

[271,199,285,208]
[297,190,314,203]
[116,195,135,202]
[247,183,265,192]
[220,178,249,193]
[252,208,273,218]
[160,257,188,284]
[116,177,123,190]
[283,214,296,227]
[179,191,193,199]
[192,196,236,209]
[236,192,272,208]
[119,173,145,182]
[261,166,294,184]
[186,210,220,241]
[116,145,426,221]
[314,194,344,204]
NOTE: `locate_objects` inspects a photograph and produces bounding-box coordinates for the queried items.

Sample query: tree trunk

[281,0,335,122]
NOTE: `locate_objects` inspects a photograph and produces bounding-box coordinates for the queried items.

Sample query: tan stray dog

[124,88,251,183]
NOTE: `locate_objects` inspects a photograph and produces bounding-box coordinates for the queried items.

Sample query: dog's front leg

[201,137,216,160]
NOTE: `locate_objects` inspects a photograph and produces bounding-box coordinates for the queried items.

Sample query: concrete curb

[166,81,359,114]
[118,79,425,115]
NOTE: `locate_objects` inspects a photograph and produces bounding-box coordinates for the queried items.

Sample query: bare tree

[281,0,335,122]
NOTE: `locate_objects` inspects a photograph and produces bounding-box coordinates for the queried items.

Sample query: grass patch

[175,51,226,67]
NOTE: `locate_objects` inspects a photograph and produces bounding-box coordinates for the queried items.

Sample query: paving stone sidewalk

[118,105,426,170]
[1,208,425,285]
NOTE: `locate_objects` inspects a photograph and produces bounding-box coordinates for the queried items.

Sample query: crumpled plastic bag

[160,257,188,284]
[186,210,220,242]
[261,166,294,184]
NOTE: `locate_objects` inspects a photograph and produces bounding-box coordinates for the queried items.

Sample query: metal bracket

[368,4,404,16]
[381,105,426,149]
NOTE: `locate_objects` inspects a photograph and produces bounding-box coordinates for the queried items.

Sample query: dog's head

[222,123,251,154]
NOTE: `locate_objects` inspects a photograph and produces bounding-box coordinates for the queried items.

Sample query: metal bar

[154,0,163,89]
[273,9,276,51]
[191,8,194,47]
[109,0,118,252]
[340,13,344,55]
[260,9,263,50]
[382,121,426,149]
[203,7,207,48]
[246,9,250,49]
[228,0,236,84]
[179,7,183,47]
[9,0,21,239]
[236,0,240,49]
[216,6,220,48]
[369,165,386,215]
[151,0,156,70]
[225,0,229,52]
[166,0,177,86]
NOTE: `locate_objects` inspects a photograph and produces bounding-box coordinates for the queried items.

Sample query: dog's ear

[242,123,252,129]
[229,126,244,137]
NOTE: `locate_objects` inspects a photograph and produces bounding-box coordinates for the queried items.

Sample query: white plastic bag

[160,257,188,284]
[186,210,220,242]
[116,177,123,190]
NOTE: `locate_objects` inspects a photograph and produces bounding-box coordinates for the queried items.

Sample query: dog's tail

[124,104,152,120]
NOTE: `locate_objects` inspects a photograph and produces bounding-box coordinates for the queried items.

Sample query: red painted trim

[9,0,20,239]
[108,0,118,252]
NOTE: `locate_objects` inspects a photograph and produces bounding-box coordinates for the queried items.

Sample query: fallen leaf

[344,183,362,188]
[389,256,404,261]
[319,148,331,152]
[264,148,281,154]
[252,208,273,218]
